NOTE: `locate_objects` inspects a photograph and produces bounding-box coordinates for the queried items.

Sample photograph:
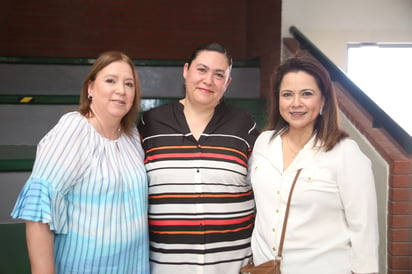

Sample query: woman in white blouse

[11,51,149,274]
[248,56,379,274]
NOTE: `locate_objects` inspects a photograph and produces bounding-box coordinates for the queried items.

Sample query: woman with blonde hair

[12,51,149,273]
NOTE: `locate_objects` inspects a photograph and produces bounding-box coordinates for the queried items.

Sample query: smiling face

[183,50,231,109]
[88,61,135,121]
[279,71,324,134]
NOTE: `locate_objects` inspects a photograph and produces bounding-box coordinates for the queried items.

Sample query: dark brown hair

[267,56,348,151]
[79,51,141,136]
[187,42,233,72]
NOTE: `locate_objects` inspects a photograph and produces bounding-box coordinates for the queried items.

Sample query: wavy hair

[267,56,348,151]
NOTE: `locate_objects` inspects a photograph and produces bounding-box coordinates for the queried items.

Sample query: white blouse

[248,131,379,274]
[12,111,149,273]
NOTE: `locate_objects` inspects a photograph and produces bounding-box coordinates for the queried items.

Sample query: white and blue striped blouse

[11,111,149,274]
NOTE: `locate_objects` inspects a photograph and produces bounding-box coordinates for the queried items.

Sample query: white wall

[281,0,412,69]
[340,112,388,274]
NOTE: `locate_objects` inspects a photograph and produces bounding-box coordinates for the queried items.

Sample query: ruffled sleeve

[11,112,91,233]
[11,178,68,232]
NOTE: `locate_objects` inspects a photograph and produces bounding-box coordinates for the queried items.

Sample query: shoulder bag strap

[276,168,302,260]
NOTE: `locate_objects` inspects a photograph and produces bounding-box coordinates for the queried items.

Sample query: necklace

[93,115,121,140]
[285,136,300,157]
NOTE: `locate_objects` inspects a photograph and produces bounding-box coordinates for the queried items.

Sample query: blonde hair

[79,51,141,136]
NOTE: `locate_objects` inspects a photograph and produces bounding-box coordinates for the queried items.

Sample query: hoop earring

[88,95,92,101]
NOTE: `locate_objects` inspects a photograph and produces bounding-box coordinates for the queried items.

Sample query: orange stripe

[146,145,247,160]
[200,145,247,159]
[144,152,247,166]
[150,223,253,235]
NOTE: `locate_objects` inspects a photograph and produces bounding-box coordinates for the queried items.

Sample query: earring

[319,105,323,116]
[88,95,92,101]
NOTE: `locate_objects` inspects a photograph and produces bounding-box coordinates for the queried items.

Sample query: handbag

[240,169,302,274]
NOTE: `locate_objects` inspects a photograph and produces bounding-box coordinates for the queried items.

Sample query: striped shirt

[138,101,259,274]
[11,111,149,274]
